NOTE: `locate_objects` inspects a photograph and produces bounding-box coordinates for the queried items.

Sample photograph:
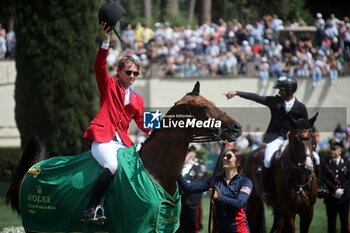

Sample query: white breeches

[91,140,126,174]
[264,136,285,168]
[313,151,320,166]
[264,136,320,168]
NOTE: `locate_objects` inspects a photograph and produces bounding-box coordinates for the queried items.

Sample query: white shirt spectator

[326,13,340,28]
[324,25,338,40]
[154,26,164,42]
[163,23,174,41]
[315,13,325,30]
[0,29,7,59]
[183,25,192,39]
[235,135,249,150]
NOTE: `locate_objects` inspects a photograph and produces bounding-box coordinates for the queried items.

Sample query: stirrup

[81,205,106,225]
[93,205,106,225]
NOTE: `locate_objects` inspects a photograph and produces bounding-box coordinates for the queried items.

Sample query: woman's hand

[209,188,219,200]
[99,21,111,44]
[223,91,237,100]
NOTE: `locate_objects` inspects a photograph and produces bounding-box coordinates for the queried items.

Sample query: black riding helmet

[273,76,298,93]
[98,1,127,42]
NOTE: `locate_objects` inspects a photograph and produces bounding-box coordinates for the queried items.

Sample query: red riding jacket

[83,47,150,147]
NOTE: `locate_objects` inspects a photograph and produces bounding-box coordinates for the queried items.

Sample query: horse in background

[6,81,242,232]
[244,113,318,233]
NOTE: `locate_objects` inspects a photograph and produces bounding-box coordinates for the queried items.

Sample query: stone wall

[1,60,349,146]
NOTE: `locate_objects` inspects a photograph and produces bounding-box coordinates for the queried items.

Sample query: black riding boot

[315,164,320,178]
[81,168,114,224]
[262,165,274,202]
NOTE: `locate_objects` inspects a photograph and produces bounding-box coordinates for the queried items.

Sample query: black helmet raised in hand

[98,1,127,42]
[273,76,298,93]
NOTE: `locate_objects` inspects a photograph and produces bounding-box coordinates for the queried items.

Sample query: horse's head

[168,81,242,142]
[288,112,318,173]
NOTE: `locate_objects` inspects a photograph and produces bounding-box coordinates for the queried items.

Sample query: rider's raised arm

[236,91,269,106]
[94,22,111,94]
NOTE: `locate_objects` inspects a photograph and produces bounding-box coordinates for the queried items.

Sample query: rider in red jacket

[81,22,150,224]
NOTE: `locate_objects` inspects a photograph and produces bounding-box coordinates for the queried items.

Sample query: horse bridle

[184,103,228,143]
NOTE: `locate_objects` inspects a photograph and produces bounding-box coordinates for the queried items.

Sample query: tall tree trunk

[144,0,152,26]
[166,0,178,19]
[202,0,211,25]
[188,0,196,24]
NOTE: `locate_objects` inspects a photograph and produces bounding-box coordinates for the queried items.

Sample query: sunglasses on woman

[123,70,140,77]
[223,153,233,160]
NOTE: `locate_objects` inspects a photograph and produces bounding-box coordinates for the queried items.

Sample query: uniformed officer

[322,139,350,233]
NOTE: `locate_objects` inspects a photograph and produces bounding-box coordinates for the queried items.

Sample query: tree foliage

[15,0,103,155]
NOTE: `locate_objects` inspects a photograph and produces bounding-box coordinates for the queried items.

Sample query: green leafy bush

[0,148,22,181]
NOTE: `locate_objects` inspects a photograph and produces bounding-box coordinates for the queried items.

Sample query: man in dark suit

[224,76,320,200]
[322,140,350,233]
[81,22,150,224]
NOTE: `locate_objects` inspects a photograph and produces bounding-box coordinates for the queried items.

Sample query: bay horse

[6,81,242,233]
[244,113,318,233]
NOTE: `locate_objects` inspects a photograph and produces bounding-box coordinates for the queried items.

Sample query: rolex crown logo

[36,185,42,195]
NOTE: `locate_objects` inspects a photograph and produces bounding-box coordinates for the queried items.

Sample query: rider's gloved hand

[335,188,344,199]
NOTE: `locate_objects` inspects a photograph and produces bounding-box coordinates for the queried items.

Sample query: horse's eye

[200,105,209,111]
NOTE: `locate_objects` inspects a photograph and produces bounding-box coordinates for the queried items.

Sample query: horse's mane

[141,89,199,148]
[141,101,180,148]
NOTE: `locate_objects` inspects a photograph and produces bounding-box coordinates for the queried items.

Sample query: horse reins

[281,132,315,200]
[282,157,314,199]
[208,143,226,233]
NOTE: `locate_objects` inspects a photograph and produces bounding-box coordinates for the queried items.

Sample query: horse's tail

[5,136,49,214]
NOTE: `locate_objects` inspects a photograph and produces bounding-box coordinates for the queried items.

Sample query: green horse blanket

[20,145,181,233]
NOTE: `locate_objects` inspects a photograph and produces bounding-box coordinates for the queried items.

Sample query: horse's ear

[190,81,200,96]
[309,112,318,127]
[287,113,298,128]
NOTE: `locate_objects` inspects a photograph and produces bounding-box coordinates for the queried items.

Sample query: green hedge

[0,148,22,181]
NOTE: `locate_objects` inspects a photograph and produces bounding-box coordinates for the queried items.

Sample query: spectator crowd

[103,13,350,87]
[2,13,350,86]
[0,23,15,60]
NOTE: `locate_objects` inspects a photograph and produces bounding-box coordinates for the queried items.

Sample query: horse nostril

[233,123,241,131]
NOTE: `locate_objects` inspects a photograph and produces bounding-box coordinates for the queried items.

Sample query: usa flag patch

[240,186,251,195]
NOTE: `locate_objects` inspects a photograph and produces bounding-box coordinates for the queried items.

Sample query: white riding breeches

[313,151,320,166]
[91,139,126,174]
[264,136,321,168]
[264,136,284,168]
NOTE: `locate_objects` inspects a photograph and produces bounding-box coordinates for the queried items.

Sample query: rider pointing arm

[224,76,319,201]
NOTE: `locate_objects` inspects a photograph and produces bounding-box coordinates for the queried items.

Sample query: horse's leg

[270,210,284,233]
[246,195,258,233]
[282,213,296,233]
[255,201,266,233]
[299,206,314,233]
[247,195,266,233]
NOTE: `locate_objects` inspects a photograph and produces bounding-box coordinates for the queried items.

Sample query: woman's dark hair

[227,148,245,173]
